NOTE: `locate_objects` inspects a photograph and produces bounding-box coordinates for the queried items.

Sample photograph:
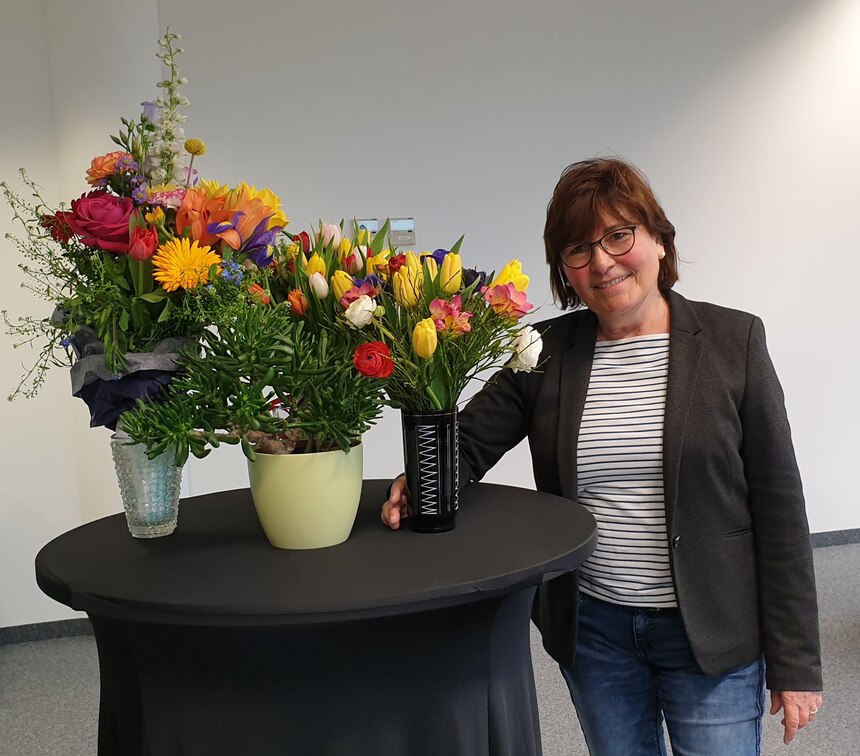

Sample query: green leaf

[241,434,256,461]
[449,234,465,255]
[119,310,130,332]
[157,297,174,323]
[370,218,391,254]
[137,290,166,303]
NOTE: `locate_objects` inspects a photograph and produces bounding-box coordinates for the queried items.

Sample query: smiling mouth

[594,274,630,290]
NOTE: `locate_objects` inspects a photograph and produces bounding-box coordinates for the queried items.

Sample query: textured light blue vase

[110,434,182,538]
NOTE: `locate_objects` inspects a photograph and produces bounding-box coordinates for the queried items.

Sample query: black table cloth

[36,480,597,756]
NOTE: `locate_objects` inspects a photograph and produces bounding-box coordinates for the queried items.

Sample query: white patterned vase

[401,409,459,533]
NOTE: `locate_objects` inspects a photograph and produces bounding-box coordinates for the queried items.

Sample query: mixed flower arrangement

[2,30,285,428]
[4,28,541,460]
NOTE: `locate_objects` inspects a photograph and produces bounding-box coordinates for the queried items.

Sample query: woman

[382,158,823,755]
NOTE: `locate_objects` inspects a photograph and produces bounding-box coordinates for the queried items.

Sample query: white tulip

[319,223,343,250]
[308,272,329,299]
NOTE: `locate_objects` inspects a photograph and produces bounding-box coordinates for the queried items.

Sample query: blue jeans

[560,594,765,756]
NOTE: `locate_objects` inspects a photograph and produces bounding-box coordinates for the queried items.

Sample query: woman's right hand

[381,474,411,530]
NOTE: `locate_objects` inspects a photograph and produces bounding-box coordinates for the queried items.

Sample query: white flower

[344,295,376,329]
[308,272,329,299]
[508,326,542,372]
[319,222,343,250]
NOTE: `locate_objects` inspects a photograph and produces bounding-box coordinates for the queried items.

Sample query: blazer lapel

[663,291,703,532]
[557,311,598,499]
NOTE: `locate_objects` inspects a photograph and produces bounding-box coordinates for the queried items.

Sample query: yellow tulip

[366,249,390,277]
[412,318,438,359]
[338,237,352,261]
[403,251,422,273]
[490,259,529,292]
[393,267,422,307]
[423,256,438,281]
[440,253,462,294]
[332,269,355,302]
[305,253,326,277]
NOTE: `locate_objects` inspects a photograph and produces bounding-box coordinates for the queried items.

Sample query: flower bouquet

[2,29,286,537]
[267,219,543,531]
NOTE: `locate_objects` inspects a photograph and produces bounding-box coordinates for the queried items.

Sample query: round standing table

[36,480,597,756]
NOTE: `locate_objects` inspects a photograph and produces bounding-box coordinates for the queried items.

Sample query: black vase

[401,409,459,532]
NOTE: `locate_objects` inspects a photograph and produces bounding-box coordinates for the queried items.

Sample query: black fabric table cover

[35,480,597,756]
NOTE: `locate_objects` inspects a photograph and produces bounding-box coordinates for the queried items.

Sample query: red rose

[128,225,159,261]
[66,190,134,254]
[353,342,394,378]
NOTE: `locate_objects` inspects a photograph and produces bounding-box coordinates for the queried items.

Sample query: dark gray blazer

[458,289,822,692]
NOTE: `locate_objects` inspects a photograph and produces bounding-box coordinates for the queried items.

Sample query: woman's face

[561,212,665,327]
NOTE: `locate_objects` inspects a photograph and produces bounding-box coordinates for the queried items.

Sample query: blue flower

[219,260,244,285]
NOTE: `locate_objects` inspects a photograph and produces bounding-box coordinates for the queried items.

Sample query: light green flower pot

[247,444,363,550]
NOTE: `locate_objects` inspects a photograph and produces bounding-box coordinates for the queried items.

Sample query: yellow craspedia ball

[184,138,207,156]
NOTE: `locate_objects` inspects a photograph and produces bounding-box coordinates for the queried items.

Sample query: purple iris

[243,221,281,267]
[463,268,488,288]
[355,274,383,289]
[430,248,449,266]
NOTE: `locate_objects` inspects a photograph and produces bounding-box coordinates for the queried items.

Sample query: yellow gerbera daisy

[152,237,221,292]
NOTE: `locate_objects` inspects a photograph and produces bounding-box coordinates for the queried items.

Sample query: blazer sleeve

[457,365,533,486]
[740,316,822,691]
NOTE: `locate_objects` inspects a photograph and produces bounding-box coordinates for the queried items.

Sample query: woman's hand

[381,474,411,530]
[770,690,823,745]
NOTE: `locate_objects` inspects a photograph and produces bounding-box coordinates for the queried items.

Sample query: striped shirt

[576,334,677,608]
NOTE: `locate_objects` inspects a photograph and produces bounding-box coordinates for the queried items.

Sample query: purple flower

[115,154,139,173]
[430,249,449,266]
[355,274,383,290]
[131,182,149,205]
[463,268,488,288]
[242,221,280,267]
[141,101,159,123]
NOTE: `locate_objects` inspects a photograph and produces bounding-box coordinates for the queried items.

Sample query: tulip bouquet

[353,229,542,411]
[3,30,286,428]
[265,219,543,410]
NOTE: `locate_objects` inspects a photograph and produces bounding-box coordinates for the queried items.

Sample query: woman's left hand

[770,690,824,745]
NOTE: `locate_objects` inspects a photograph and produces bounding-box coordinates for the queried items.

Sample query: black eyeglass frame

[559,224,639,269]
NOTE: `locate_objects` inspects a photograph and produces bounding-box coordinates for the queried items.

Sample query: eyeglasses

[560,225,639,269]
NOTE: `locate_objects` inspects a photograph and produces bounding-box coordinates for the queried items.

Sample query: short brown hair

[544,158,678,309]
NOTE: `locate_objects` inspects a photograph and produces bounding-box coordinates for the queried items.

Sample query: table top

[36,480,597,627]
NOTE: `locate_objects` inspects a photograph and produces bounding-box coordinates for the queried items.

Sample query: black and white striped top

[576,334,677,608]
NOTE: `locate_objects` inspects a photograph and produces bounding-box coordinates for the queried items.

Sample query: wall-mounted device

[389,217,416,247]
[356,218,379,235]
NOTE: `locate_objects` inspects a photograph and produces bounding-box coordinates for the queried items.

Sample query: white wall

[2,0,857,627]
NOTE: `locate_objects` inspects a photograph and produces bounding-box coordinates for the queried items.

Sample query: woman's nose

[589,246,615,273]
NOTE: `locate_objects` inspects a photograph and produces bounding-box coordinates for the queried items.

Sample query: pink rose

[128,225,159,261]
[67,190,134,254]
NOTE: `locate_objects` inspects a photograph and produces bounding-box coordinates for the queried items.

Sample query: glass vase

[401,409,459,533]
[110,434,183,538]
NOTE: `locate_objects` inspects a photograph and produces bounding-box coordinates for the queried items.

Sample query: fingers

[381,475,410,530]
[773,691,823,745]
